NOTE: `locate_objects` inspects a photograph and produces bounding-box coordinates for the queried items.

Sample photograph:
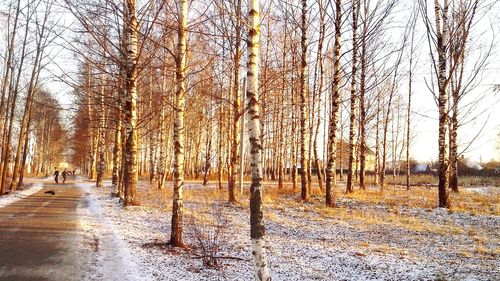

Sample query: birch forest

[0,0,499,280]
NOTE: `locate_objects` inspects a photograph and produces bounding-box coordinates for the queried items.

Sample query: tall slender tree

[299,0,309,201]
[325,0,342,206]
[247,0,271,279]
[123,0,139,206]
[228,0,243,203]
[346,0,360,194]
[170,0,188,247]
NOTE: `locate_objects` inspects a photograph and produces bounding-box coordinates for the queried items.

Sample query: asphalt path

[0,179,90,281]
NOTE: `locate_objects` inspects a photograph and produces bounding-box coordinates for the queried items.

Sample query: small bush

[186,204,229,269]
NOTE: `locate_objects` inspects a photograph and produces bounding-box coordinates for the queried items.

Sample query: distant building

[336,140,376,172]
[412,163,432,174]
[457,156,483,176]
[289,140,376,173]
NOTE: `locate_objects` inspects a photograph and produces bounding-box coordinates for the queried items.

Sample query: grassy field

[94,177,499,280]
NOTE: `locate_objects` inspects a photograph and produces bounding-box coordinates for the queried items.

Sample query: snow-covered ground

[86,181,500,281]
[75,182,153,281]
[466,186,498,196]
[0,182,44,209]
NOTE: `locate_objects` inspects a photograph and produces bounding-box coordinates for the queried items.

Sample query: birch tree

[325,0,342,207]
[123,0,139,206]
[433,0,450,207]
[228,0,243,203]
[447,0,481,193]
[247,0,271,279]
[346,0,360,194]
[299,0,309,201]
[170,0,188,247]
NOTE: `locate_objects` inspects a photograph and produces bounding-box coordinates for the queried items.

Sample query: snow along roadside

[0,182,44,209]
[75,182,153,281]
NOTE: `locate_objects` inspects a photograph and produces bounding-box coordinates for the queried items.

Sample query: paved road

[0,181,90,281]
[0,179,146,281]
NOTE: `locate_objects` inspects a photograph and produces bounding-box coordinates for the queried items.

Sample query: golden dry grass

[129,178,500,265]
[363,175,500,187]
[133,178,498,239]
[135,178,499,217]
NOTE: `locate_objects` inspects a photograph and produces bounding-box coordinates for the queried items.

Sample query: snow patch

[75,182,153,281]
[0,183,44,209]
[86,182,500,280]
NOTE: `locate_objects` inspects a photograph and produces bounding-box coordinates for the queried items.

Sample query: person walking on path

[53,168,59,184]
[62,169,68,184]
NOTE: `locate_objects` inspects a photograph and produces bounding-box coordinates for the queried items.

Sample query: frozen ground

[87,181,499,281]
[75,182,153,281]
[0,182,43,208]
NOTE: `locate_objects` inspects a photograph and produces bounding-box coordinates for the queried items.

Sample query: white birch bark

[434,0,449,208]
[123,0,139,206]
[170,0,187,247]
[228,0,242,203]
[346,0,360,194]
[247,0,271,279]
[96,72,106,187]
[325,0,342,206]
[299,0,309,201]
[157,64,167,189]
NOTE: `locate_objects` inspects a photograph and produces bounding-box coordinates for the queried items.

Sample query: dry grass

[114,178,499,279]
[135,177,499,217]
[137,184,230,211]
[315,202,466,236]
[475,243,500,257]
[132,178,498,242]
[336,185,499,216]
[132,182,498,242]
[362,174,500,187]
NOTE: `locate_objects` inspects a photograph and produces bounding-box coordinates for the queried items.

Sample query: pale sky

[408,3,500,163]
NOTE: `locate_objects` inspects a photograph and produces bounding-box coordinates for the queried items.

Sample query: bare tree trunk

[290,68,297,191]
[158,64,167,189]
[299,0,309,201]
[247,1,271,279]
[278,29,288,190]
[217,105,223,190]
[118,104,127,200]
[18,105,35,189]
[0,0,22,194]
[202,110,212,186]
[1,7,30,193]
[239,78,246,194]
[339,116,344,180]
[406,86,412,190]
[375,94,380,186]
[435,0,450,208]
[358,0,367,190]
[157,113,166,188]
[325,0,342,207]
[12,1,49,190]
[96,73,106,188]
[346,0,360,194]
[148,73,155,184]
[228,0,242,203]
[86,62,96,180]
[313,0,325,192]
[112,110,122,187]
[170,0,188,247]
[406,16,417,191]
[448,0,478,193]
[123,0,139,206]
[112,84,123,189]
